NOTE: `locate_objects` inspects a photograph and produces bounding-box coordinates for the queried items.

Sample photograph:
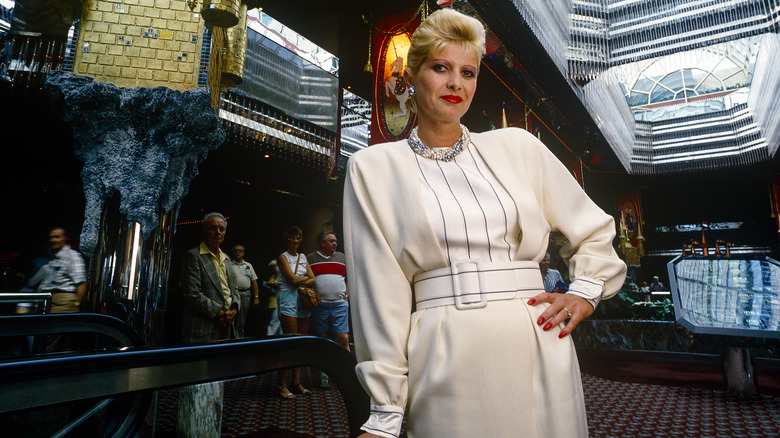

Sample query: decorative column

[88,193,180,345]
[46,0,248,431]
[46,71,225,345]
[177,383,224,437]
[46,70,226,436]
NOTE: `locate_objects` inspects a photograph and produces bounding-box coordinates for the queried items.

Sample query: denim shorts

[309,300,349,334]
[278,289,312,319]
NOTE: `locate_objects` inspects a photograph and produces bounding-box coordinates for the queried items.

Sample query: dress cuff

[360,404,405,438]
[566,277,605,309]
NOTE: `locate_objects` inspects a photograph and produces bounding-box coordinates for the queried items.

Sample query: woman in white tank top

[275,226,316,399]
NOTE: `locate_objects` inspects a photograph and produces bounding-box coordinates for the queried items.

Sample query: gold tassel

[363,18,373,73]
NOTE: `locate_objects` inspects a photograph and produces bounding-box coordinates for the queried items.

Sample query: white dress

[343,128,627,438]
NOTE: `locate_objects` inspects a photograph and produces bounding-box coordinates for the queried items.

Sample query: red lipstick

[442,95,462,103]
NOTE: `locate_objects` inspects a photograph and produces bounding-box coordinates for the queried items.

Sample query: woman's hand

[294,276,312,287]
[527,293,593,338]
[356,433,383,438]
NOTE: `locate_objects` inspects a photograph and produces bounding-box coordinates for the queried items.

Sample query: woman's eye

[462,69,476,78]
[433,63,448,72]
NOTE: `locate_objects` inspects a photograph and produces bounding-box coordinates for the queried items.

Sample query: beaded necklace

[407,124,470,162]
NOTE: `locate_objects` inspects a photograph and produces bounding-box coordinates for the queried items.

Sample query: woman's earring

[408,85,416,97]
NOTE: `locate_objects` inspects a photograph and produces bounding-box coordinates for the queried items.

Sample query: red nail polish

[558,331,567,338]
[527,298,536,305]
[543,322,552,331]
[537,316,545,325]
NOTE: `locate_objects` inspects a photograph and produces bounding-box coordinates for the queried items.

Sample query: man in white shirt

[29,227,86,351]
[230,244,259,338]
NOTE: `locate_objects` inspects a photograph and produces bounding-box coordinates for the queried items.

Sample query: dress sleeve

[534,141,627,304]
[344,155,413,438]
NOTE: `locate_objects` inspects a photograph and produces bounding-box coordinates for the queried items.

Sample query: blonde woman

[344,8,626,438]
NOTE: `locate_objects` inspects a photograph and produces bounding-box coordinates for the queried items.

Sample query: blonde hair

[405,8,486,79]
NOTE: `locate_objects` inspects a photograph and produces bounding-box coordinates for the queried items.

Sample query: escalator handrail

[0,291,52,314]
[0,323,370,437]
[0,313,145,347]
[0,313,150,438]
[0,291,52,303]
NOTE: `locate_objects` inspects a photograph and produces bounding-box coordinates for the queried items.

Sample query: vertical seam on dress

[455,150,494,262]
[435,158,471,259]
[467,146,514,261]
[415,154,453,264]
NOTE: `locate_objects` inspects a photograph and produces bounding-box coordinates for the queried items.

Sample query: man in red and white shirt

[307,231,349,388]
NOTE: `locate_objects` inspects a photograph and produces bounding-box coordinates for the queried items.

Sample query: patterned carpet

[154,369,351,438]
[153,355,780,438]
[583,373,780,438]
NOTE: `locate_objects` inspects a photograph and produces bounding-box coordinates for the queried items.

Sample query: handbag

[298,286,321,309]
[294,254,321,309]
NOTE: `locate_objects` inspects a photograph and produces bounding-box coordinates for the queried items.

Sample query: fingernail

[558,331,568,338]
[543,322,552,331]
[537,316,545,325]
[527,298,536,305]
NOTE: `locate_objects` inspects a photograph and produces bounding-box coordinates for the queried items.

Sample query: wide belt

[413,260,544,310]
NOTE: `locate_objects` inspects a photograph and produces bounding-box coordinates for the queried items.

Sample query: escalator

[0,313,369,437]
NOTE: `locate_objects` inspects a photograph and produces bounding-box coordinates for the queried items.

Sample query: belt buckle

[451,259,487,310]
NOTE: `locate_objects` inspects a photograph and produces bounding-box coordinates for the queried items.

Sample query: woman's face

[287,235,302,251]
[410,44,479,129]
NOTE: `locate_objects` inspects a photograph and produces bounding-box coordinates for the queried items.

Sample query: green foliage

[590,283,674,321]
[632,299,674,321]
[591,289,635,319]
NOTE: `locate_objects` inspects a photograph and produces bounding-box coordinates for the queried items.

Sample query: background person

[539,252,565,293]
[29,227,86,352]
[344,9,626,438]
[230,244,259,338]
[179,212,240,344]
[640,281,651,302]
[307,231,350,389]
[275,226,316,399]
[265,259,282,336]
[177,212,240,436]
[650,275,666,292]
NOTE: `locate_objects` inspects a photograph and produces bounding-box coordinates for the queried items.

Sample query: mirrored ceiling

[507,0,780,174]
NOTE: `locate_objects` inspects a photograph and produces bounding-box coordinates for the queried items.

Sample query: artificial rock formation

[46,71,225,255]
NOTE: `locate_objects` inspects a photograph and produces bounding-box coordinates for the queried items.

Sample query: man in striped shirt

[307,231,349,388]
[29,227,87,351]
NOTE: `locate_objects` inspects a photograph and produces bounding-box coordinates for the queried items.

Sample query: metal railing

[0,314,370,437]
[0,291,52,314]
